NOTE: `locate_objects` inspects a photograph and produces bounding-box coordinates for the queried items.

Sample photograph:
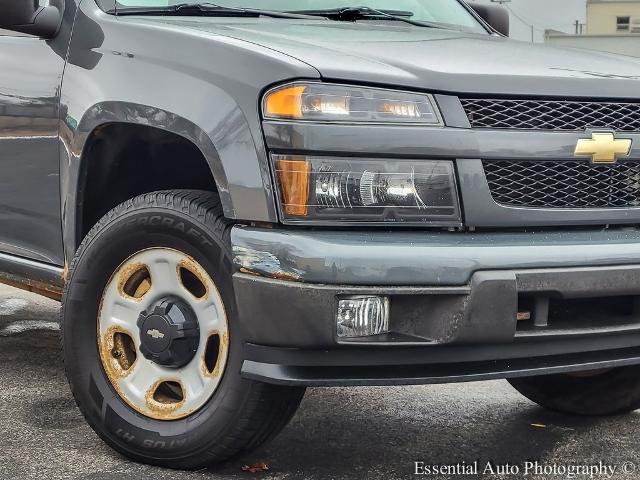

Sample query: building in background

[545,0,640,56]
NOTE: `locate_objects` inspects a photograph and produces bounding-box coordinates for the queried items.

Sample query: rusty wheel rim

[97,248,229,421]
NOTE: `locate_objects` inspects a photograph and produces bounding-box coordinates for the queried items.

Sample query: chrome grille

[483,161,640,209]
[461,98,640,131]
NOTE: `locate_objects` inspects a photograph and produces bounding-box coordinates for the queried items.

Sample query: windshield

[103,0,487,33]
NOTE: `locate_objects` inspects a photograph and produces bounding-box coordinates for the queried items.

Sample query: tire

[62,190,305,469]
[508,366,640,416]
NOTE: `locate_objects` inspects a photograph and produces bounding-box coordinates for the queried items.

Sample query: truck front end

[234,78,640,387]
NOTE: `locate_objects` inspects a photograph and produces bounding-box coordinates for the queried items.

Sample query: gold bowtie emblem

[574,132,632,164]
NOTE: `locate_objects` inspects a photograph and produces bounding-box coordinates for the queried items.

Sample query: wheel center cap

[141,314,172,353]
[137,297,200,368]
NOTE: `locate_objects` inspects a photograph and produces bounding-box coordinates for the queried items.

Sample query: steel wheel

[98,247,229,421]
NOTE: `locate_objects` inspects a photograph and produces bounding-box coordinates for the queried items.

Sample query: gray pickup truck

[2,0,640,469]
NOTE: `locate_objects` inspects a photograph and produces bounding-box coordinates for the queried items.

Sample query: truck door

[0,28,66,265]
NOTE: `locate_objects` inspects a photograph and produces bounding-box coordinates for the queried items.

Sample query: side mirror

[0,0,64,38]
[468,3,510,37]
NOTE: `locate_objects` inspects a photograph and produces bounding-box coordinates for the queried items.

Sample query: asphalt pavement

[0,284,639,480]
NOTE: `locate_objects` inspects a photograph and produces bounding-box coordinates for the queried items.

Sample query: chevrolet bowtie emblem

[147,329,165,340]
[574,132,632,164]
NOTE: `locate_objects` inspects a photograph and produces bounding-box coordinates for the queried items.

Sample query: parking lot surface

[0,284,638,480]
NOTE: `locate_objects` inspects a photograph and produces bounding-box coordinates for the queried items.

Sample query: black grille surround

[461,98,640,131]
[483,160,640,209]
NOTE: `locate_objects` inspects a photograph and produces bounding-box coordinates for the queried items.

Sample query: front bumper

[232,226,640,386]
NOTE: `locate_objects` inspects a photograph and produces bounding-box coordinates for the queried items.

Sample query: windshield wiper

[109,3,320,19]
[287,6,444,28]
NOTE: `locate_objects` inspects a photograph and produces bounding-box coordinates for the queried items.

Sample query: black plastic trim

[0,251,64,297]
[242,343,640,386]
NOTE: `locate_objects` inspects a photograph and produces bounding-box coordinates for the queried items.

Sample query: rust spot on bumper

[270,270,303,282]
[233,246,303,282]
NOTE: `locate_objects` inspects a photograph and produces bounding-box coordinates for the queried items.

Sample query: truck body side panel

[59,1,320,258]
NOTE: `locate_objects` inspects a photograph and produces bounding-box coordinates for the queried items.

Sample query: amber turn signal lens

[264,85,306,119]
[264,83,441,124]
[275,159,311,216]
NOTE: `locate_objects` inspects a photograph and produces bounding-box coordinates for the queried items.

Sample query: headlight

[263,83,442,125]
[273,155,460,225]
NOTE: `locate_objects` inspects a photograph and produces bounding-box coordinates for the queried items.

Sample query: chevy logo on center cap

[574,131,633,164]
[147,329,165,340]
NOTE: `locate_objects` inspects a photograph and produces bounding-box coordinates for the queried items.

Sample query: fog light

[337,296,390,338]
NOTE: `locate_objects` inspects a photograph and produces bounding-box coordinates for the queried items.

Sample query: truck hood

[137,18,640,98]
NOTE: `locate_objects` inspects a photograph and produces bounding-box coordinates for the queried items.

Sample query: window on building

[617,16,631,32]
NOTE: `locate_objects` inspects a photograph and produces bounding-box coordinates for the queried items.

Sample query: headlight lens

[263,83,442,125]
[273,155,460,225]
